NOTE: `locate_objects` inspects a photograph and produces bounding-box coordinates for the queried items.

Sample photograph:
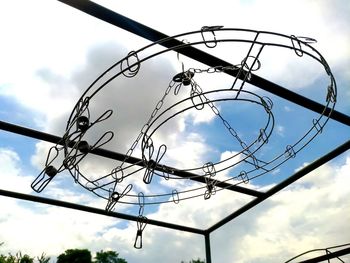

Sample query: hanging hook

[290,35,304,57]
[203,162,217,199]
[121,51,141,78]
[138,192,145,216]
[31,146,64,192]
[285,145,296,158]
[105,184,133,212]
[134,215,148,249]
[201,26,223,48]
[172,189,180,204]
[239,170,249,184]
[143,144,167,184]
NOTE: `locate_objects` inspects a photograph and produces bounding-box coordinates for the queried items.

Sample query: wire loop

[121,51,140,78]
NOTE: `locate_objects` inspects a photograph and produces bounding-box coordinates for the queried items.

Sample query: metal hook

[138,192,145,216]
[202,162,216,177]
[204,179,217,200]
[31,165,58,193]
[172,189,180,204]
[121,51,140,78]
[258,128,268,144]
[201,26,223,48]
[285,145,296,158]
[190,83,205,110]
[290,35,304,57]
[239,170,249,184]
[31,146,64,192]
[260,96,273,113]
[143,144,167,184]
[326,84,336,103]
[313,118,323,133]
[134,215,147,249]
[111,166,124,183]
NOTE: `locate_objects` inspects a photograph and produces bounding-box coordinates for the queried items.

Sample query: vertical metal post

[205,233,212,263]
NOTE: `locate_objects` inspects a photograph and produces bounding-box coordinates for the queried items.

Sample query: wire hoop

[32,27,336,212]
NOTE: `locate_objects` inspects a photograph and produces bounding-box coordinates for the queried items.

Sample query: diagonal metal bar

[58,0,350,127]
[0,188,205,235]
[0,120,263,197]
[206,139,350,233]
[296,247,350,263]
[284,243,350,263]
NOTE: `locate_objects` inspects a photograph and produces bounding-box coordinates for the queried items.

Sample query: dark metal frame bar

[0,120,263,198]
[296,247,350,263]
[58,0,350,127]
[207,139,350,233]
[205,233,212,263]
[0,188,204,235]
[284,243,350,263]
[0,1,349,262]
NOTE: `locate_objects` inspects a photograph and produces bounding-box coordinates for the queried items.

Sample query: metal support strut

[205,233,212,263]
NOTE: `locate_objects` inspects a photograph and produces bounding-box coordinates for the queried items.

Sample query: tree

[57,249,92,263]
[18,254,34,263]
[0,252,34,263]
[94,250,127,263]
[0,255,8,263]
[181,259,205,263]
[0,243,46,263]
[37,253,50,263]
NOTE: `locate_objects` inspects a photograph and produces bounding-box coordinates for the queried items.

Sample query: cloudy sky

[0,0,350,262]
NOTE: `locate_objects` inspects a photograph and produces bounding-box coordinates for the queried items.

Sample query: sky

[0,0,350,262]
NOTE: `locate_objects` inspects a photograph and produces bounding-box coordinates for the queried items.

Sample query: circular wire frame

[43,28,336,207]
[141,88,274,177]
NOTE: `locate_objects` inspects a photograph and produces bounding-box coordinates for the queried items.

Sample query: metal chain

[187,68,262,168]
[188,65,240,74]
[111,79,177,182]
[188,71,248,145]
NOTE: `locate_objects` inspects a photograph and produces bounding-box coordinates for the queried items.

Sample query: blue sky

[0,0,350,262]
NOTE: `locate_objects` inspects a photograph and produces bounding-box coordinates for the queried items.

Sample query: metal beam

[205,233,212,263]
[58,0,350,127]
[207,139,350,233]
[296,247,350,263]
[0,188,205,235]
[0,120,263,197]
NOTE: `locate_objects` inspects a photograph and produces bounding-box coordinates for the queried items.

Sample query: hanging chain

[188,65,240,74]
[185,67,262,168]
[110,78,177,183]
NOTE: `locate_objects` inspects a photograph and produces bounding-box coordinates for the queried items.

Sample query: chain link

[189,75,248,151]
[187,69,262,168]
[188,65,239,74]
[111,78,176,181]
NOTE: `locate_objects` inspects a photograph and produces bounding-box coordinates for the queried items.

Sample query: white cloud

[1,127,349,262]
[276,125,285,137]
[210,154,350,262]
[95,0,350,93]
[166,132,211,170]
[0,199,120,258]
[284,106,292,112]
[0,148,33,193]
